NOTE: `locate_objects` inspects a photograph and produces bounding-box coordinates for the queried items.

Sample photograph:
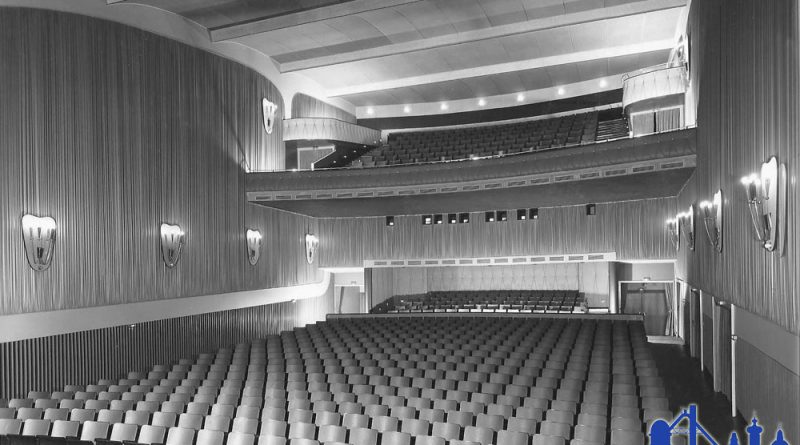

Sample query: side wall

[0,8,333,399]
[0,8,321,316]
[676,0,799,440]
[319,198,677,267]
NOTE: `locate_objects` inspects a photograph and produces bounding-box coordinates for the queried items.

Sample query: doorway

[617,280,675,339]
[715,302,732,399]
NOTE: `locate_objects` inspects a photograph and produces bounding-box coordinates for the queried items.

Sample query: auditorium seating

[0,316,669,445]
[352,110,631,168]
[371,291,585,314]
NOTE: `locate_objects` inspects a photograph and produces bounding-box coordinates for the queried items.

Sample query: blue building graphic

[648,405,790,445]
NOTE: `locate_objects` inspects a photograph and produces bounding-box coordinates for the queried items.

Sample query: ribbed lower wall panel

[0,290,333,400]
[735,339,799,444]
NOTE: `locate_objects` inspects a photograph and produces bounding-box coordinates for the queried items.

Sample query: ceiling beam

[209,0,424,42]
[280,0,685,73]
[326,39,675,97]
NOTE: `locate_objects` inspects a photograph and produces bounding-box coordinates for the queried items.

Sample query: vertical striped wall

[318,197,678,267]
[676,0,799,334]
[0,286,334,400]
[291,93,356,123]
[735,339,800,443]
[0,8,321,316]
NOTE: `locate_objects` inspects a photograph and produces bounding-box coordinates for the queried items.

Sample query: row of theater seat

[1,316,670,445]
[350,111,632,168]
[372,291,584,314]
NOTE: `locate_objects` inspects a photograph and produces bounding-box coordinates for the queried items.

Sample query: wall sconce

[246,229,262,266]
[699,190,723,252]
[305,234,319,265]
[21,214,57,271]
[741,156,788,254]
[678,205,695,250]
[160,223,185,268]
[262,98,278,134]
[665,217,680,250]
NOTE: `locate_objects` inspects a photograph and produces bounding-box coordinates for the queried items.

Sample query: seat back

[21,419,51,436]
[0,419,23,435]
[50,420,80,438]
[110,423,140,441]
[165,426,196,445]
[196,429,226,445]
[79,420,110,441]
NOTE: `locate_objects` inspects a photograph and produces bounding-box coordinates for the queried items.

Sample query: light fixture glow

[246,229,263,266]
[678,206,695,250]
[478,98,487,107]
[665,218,680,250]
[262,98,278,134]
[557,87,565,95]
[305,234,319,264]
[366,107,374,115]
[21,214,57,271]
[516,94,525,102]
[741,157,787,253]
[160,223,186,268]
[440,102,449,111]
[599,79,608,88]
[699,190,723,252]
[403,105,411,113]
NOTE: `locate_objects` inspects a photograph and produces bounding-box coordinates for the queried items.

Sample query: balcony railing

[622,63,688,108]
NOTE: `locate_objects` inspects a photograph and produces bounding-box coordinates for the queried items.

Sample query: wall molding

[734,304,800,375]
[0,272,331,343]
[365,253,616,268]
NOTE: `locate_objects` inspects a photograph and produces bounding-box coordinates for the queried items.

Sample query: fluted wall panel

[0,288,334,400]
[318,198,677,267]
[0,8,320,316]
[291,93,356,123]
[676,0,799,333]
[735,339,799,443]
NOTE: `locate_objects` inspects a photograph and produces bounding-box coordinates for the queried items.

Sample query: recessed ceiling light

[478,98,486,107]
[403,105,411,113]
[557,87,565,95]
[440,102,449,111]
[516,93,525,102]
[366,107,374,115]
[599,79,608,88]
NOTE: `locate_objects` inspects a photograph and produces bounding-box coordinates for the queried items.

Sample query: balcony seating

[354,112,616,168]
[372,290,585,314]
[0,316,667,445]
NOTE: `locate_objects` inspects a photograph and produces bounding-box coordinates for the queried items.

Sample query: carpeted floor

[649,343,748,444]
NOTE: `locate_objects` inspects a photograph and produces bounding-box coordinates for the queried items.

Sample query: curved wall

[292,93,357,123]
[0,8,321,316]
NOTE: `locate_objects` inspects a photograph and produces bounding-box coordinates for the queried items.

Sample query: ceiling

[110,0,687,114]
[254,168,693,217]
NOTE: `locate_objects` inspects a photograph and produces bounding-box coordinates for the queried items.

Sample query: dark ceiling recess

[357,90,623,130]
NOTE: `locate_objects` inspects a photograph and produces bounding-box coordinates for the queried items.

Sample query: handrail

[621,62,686,82]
